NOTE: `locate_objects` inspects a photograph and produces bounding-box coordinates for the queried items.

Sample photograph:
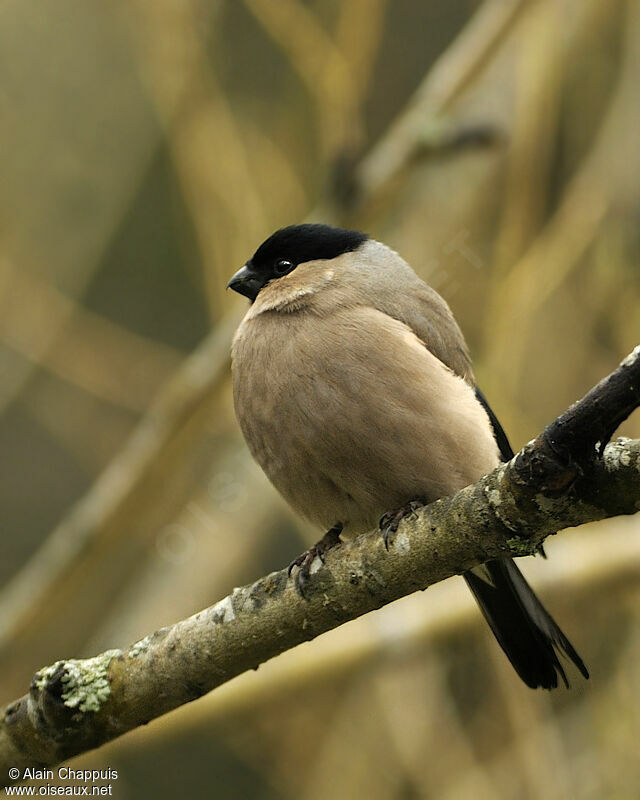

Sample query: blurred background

[1,0,639,797]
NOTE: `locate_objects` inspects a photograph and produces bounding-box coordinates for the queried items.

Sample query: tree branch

[352,0,532,204]
[2,347,639,784]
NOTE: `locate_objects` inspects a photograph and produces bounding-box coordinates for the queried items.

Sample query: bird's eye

[274,259,294,276]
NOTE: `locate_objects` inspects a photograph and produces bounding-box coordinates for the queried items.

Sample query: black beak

[226,264,263,302]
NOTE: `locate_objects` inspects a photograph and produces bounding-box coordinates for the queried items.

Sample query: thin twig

[0,266,180,413]
[485,0,640,395]
[353,0,533,202]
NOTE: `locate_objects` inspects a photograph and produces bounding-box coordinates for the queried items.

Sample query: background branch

[0,312,241,695]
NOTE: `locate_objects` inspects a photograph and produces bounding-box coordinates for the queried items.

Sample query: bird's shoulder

[339,241,474,381]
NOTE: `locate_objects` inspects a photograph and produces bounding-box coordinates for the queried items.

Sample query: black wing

[464,388,588,689]
[475,386,514,461]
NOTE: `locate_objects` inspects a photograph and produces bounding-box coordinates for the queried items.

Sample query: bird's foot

[379,499,425,550]
[288,523,343,596]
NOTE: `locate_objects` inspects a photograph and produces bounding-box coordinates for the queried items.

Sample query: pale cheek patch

[248,285,316,316]
[249,266,337,315]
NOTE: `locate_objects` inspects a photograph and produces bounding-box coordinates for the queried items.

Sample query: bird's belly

[232,309,499,536]
[235,388,384,534]
[233,368,461,536]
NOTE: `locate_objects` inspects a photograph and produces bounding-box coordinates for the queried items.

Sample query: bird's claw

[379,499,425,549]
[288,523,343,596]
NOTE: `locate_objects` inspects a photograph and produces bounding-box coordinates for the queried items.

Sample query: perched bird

[228,223,589,690]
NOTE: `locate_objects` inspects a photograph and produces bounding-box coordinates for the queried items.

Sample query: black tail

[470,387,588,689]
[465,559,588,689]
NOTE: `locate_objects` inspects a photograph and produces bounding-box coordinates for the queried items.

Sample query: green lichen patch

[34,661,65,692]
[505,536,537,557]
[35,650,121,713]
[129,635,153,658]
[61,650,121,712]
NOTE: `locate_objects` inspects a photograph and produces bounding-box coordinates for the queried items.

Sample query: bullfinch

[228,223,588,690]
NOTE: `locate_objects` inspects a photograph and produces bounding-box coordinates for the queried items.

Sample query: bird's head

[227,224,369,302]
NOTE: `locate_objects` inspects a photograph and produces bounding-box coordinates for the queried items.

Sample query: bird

[227,222,589,690]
